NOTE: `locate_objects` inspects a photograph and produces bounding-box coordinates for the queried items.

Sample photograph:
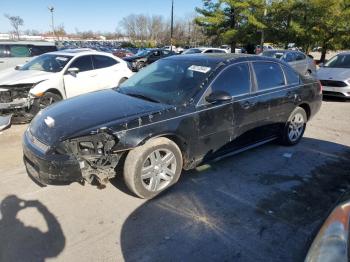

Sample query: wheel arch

[45,88,63,99]
[297,103,311,120]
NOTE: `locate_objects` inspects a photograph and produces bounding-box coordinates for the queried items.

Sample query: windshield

[183,48,202,55]
[20,54,72,72]
[118,59,216,105]
[324,54,350,68]
[136,50,151,56]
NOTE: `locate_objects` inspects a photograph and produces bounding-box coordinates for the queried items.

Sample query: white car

[182,47,229,55]
[0,48,133,128]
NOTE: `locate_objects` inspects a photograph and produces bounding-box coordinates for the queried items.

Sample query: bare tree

[4,14,24,40]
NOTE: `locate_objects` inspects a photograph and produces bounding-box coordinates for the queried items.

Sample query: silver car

[317,52,350,98]
[261,50,316,76]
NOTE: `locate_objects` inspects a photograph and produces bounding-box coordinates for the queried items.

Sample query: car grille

[27,130,50,153]
[320,80,348,87]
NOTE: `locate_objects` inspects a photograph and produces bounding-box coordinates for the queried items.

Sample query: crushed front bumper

[22,129,83,186]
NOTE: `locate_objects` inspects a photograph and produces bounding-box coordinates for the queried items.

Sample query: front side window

[118,59,216,105]
[92,55,118,69]
[282,52,296,62]
[9,45,30,57]
[324,54,350,68]
[69,56,93,72]
[253,62,285,90]
[20,54,72,72]
[211,63,251,96]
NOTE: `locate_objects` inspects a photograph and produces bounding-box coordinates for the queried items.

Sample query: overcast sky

[0,0,203,33]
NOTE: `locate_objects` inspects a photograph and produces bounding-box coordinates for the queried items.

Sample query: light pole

[48,6,56,39]
[170,0,174,51]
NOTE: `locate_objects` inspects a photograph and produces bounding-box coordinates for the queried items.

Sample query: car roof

[164,53,278,64]
[46,48,108,57]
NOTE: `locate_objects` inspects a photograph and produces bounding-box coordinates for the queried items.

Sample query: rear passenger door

[251,61,295,133]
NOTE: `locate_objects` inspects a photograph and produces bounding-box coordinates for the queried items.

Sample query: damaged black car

[23,54,322,198]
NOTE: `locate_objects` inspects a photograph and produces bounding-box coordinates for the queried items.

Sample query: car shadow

[118,137,350,262]
[322,96,349,102]
[0,195,65,262]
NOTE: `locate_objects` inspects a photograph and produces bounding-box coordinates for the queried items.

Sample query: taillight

[317,80,323,95]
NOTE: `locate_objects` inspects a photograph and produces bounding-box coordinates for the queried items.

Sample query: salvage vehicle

[261,50,316,76]
[0,41,57,71]
[182,47,229,55]
[123,48,176,71]
[23,54,322,199]
[317,52,350,98]
[0,48,133,127]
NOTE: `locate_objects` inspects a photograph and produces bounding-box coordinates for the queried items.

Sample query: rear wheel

[281,106,307,146]
[124,137,183,199]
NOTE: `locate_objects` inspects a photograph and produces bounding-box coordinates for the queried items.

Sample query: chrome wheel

[288,113,305,142]
[141,149,177,192]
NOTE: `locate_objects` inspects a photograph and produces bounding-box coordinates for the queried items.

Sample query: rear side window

[92,55,118,69]
[282,65,300,85]
[9,45,30,57]
[69,55,93,72]
[253,62,285,90]
[211,63,251,96]
[283,52,296,62]
[296,52,306,61]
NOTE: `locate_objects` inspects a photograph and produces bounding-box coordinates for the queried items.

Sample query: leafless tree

[4,14,24,40]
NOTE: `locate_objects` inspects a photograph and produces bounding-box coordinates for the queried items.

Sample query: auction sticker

[188,65,211,73]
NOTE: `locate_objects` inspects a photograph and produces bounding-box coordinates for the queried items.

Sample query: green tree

[195,0,267,52]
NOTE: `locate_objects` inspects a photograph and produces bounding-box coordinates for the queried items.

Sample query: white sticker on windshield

[56,56,68,61]
[188,65,211,73]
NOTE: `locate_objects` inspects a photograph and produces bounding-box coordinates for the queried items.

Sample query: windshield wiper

[123,92,161,103]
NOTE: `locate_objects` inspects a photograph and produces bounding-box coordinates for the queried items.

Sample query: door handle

[242,101,255,109]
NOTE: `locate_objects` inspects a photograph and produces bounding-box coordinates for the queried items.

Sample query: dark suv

[123,48,175,71]
[23,54,322,198]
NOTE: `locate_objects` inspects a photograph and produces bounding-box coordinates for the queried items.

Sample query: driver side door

[194,63,252,161]
[63,55,98,98]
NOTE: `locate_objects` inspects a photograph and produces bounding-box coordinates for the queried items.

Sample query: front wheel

[39,92,62,109]
[123,137,183,199]
[280,107,307,146]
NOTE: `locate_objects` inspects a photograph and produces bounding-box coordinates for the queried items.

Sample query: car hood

[317,67,350,81]
[30,89,172,145]
[0,68,55,86]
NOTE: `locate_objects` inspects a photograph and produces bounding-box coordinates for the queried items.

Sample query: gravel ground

[0,97,349,262]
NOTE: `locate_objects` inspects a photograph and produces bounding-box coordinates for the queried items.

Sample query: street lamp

[170,0,174,51]
[48,6,56,38]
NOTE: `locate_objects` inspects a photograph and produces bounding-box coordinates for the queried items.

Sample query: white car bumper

[322,85,350,97]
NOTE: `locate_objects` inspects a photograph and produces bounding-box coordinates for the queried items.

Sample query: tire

[280,106,307,146]
[136,61,145,71]
[124,137,183,199]
[12,92,62,123]
[38,92,62,110]
[118,77,128,85]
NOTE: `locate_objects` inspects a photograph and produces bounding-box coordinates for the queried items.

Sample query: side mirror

[67,67,79,75]
[15,64,23,70]
[205,90,232,103]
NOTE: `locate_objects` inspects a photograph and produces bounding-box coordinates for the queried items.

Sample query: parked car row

[0,49,133,128]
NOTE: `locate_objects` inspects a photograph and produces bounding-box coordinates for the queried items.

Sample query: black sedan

[23,54,322,198]
[123,48,176,71]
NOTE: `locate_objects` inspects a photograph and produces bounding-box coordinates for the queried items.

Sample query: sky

[0,0,203,33]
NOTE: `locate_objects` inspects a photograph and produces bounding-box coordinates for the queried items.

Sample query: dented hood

[30,89,172,145]
[0,68,55,86]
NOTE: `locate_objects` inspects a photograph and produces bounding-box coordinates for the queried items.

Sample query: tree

[195,0,267,52]
[4,14,24,40]
[55,24,66,40]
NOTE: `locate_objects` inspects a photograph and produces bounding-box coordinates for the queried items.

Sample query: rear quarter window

[253,62,285,90]
[282,65,300,85]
